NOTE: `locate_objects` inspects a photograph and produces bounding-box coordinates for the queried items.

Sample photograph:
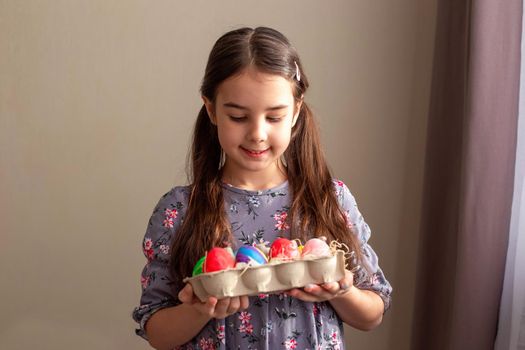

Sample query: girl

[132,27,392,350]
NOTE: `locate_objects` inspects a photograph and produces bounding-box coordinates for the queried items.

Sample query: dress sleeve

[131,187,188,340]
[333,180,393,312]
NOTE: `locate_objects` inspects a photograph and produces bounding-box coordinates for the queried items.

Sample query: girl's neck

[220,165,287,191]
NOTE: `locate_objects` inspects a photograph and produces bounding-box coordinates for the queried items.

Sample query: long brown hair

[170,27,364,284]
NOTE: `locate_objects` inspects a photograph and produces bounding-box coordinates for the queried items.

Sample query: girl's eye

[229,115,247,122]
[267,116,283,123]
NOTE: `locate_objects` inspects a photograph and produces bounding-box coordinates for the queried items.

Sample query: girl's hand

[285,269,354,302]
[178,283,250,319]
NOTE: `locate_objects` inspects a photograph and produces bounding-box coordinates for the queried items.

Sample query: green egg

[192,256,206,276]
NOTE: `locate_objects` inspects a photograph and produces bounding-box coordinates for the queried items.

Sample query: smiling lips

[241,147,269,158]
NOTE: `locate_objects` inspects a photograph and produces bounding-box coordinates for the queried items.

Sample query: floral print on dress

[239,229,267,246]
[238,310,259,344]
[216,324,225,344]
[246,195,261,219]
[260,320,273,337]
[163,207,178,228]
[140,274,150,290]
[132,180,392,349]
[229,199,240,214]
[143,199,184,264]
[274,306,297,327]
[273,206,290,232]
[143,238,154,262]
[284,334,299,349]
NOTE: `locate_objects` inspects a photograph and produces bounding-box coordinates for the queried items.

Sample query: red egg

[204,247,236,273]
[269,238,300,260]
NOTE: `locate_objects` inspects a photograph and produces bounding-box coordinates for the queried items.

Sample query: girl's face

[203,66,302,187]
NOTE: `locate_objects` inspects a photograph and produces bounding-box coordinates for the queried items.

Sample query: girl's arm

[285,270,385,331]
[328,280,385,330]
[145,303,212,349]
[145,284,249,350]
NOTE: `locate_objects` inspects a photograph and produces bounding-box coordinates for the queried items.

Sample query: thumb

[339,270,354,291]
[178,284,194,304]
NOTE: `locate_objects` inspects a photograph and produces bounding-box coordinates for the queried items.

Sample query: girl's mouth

[241,147,269,158]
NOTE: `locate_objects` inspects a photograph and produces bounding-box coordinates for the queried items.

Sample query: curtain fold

[411,1,522,349]
[495,4,525,348]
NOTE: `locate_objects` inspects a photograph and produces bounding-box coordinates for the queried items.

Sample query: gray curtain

[411,1,522,349]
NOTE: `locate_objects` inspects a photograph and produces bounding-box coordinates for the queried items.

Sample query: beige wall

[0,1,436,349]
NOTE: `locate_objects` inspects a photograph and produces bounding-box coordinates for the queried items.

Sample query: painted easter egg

[235,245,268,267]
[302,237,332,258]
[192,256,206,276]
[204,247,236,273]
[269,238,300,261]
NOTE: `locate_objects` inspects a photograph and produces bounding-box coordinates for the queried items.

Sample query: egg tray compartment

[183,250,346,302]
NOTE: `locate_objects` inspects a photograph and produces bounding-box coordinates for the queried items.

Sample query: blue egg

[235,246,268,266]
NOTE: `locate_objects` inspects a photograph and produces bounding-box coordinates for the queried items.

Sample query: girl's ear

[202,96,216,125]
[292,96,304,127]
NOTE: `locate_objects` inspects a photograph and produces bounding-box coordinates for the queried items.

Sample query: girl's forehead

[216,68,295,108]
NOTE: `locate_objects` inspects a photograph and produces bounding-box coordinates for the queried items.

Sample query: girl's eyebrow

[223,102,289,111]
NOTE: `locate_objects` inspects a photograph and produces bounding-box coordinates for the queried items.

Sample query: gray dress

[132,180,392,350]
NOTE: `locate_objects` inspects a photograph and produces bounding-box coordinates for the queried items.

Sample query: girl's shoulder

[142,185,191,261]
[146,185,191,234]
[154,185,191,209]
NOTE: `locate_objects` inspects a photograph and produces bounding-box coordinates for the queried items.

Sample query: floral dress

[132,180,392,350]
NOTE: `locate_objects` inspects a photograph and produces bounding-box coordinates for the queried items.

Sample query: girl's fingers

[186,294,251,319]
[226,297,240,314]
[212,296,250,318]
[240,295,250,310]
[288,288,318,302]
[305,284,335,300]
[206,296,218,308]
[185,293,217,317]
[193,296,216,316]
[213,298,231,318]
[287,270,357,302]
[320,282,341,294]
[287,283,343,302]
[179,284,221,311]
[202,297,218,316]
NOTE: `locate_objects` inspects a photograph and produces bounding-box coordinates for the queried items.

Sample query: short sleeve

[333,180,393,312]
[131,186,189,340]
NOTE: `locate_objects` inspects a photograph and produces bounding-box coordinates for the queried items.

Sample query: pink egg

[301,238,331,258]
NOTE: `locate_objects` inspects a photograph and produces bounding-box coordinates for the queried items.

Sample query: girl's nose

[248,119,268,142]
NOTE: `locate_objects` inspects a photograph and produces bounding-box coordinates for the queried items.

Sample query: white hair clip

[294,61,301,82]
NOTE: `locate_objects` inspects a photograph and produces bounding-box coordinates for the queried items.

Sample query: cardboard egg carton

[183,250,346,302]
